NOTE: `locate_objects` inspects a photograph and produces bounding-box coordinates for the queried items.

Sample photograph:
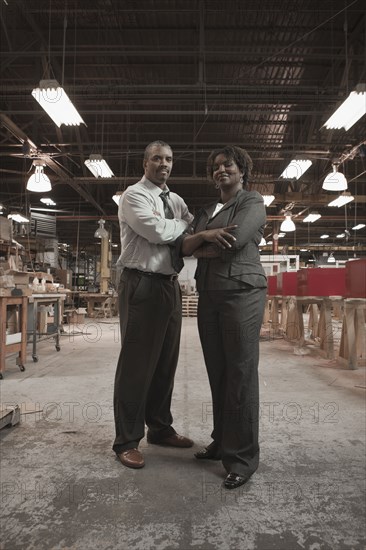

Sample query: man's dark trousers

[113,268,182,452]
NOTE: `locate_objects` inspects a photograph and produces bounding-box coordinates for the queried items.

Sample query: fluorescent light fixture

[94,219,108,239]
[31,80,85,127]
[262,195,275,206]
[26,161,51,192]
[112,191,123,205]
[279,159,312,180]
[320,234,329,239]
[280,213,296,232]
[324,83,366,131]
[40,197,56,206]
[336,233,345,238]
[303,211,321,223]
[85,154,114,178]
[328,192,354,207]
[259,237,266,246]
[322,164,347,191]
[300,248,308,252]
[328,253,336,263]
[278,233,286,238]
[8,212,30,223]
[352,223,365,230]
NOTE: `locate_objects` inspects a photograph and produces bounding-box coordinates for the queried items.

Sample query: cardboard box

[297,268,346,296]
[54,269,72,289]
[0,275,14,288]
[6,308,18,333]
[11,271,31,286]
[37,308,48,334]
[66,308,86,324]
[0,217,12,242]
[6,332,22,345]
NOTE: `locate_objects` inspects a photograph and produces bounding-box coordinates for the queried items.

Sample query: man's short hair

[143,141,172,162]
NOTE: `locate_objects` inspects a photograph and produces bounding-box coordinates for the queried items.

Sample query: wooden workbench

[27,293,66,362]
[0,294,27,379]
[76,292,115,317]
[284,295,344,360]
[338,298,366,370]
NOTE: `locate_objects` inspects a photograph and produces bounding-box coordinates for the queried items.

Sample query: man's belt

[124,267,178,281]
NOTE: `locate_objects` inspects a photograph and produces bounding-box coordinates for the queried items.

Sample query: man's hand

[193,244,220,259]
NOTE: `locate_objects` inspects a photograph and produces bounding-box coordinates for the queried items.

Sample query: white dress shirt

[117,176,193,274]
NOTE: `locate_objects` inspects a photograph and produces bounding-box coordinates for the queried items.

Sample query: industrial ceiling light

[8,212,30,223]
[320,234,329,239]
[322,164,347,191]
[278,233,286,238]
[303,211,321,223]
[280,213,296,232]
[94,219,108,239]
[259,237,266,246]
[26,160,52,192]
[40,197,56,206]
[327,253,336,263]
[85,154,114,178]
[324,83,366,131]
[279,159,312,180]
[336,233,346,238]
[112,191,123,205]
[328,192,354,207]
[31,80,85,127]
[352,223,365,230]
[262,195,275,206]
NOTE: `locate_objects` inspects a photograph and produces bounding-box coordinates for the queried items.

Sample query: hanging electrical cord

[75,197,81,276]
[61,11,67,88]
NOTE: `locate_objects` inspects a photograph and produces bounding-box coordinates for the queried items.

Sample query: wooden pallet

[0,405,20,430]
[182,295,198,317]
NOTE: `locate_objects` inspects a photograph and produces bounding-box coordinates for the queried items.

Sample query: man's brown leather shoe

[117,448,145,469]
[147,432,194,448]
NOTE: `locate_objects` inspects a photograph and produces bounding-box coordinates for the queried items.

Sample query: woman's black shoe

[194,442,221,460]
[194,447,221,460]
[223,472,251,489]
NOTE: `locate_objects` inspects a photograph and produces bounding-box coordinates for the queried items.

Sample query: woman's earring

[215,183,220,189]
[239,177,243,185]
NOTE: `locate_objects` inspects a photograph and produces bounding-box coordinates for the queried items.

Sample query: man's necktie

[160,191,174,219]
[160,191,184,273]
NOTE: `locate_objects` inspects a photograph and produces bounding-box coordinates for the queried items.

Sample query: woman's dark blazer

[191,188,267,291]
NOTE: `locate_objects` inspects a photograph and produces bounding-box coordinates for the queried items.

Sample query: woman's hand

[181,224,237,256]
[201,225,238,249]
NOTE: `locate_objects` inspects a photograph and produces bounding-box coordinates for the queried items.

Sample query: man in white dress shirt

[113,141,194,469]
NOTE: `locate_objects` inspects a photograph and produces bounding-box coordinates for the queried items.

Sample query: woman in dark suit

[180,145,267,489]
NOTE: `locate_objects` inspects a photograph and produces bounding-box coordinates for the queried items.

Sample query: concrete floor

[1,317,365,550]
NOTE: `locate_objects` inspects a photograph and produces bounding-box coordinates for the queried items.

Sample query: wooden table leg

[0,298,6,378]
[319,298,334,359]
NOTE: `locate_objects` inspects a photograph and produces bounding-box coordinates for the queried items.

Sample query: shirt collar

[141,176,170,198]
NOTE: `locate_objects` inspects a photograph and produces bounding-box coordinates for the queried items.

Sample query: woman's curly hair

[207,145,253,185]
